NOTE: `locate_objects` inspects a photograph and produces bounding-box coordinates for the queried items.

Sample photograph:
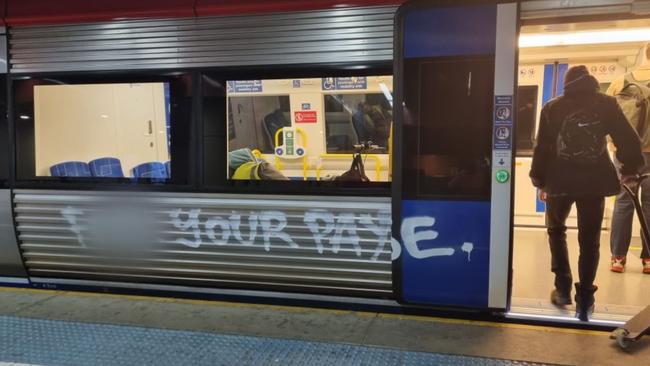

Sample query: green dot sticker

[495,170,510,183]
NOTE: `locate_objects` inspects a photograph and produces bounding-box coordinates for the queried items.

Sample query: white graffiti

[61,206,86,247]
[170,209,202,248]
[259,211,298,252]
[60,206,474,263]
[461,242,474,262]
[391,216,474,263]
[170,208,377,256]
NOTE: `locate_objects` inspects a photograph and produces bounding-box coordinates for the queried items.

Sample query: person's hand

[621,174,640,190]
[538,189,547,202]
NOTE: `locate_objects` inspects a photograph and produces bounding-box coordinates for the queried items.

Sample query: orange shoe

[643,259,650,274]
[611,256,626,273]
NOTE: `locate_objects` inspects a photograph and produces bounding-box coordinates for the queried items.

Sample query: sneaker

[643,259,650,274]
[550,289,572,306]
[611,256,626,273]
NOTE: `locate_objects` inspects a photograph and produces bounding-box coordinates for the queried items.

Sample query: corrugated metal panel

[8,6,397,73]
[13,190,393,297]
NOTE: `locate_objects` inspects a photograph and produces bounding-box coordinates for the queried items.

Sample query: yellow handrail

[274,128,308,149]
[273,128,309,181]
[316,154,384,181]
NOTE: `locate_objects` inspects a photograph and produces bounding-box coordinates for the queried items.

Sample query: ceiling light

[520,28,650,48]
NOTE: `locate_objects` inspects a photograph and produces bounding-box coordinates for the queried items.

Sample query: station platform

[0,288,648,366]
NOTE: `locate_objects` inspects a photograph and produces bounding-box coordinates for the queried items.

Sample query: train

[1,0,649,326]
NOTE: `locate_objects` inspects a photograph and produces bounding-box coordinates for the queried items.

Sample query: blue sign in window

[321,77,367,90]
[227,80,263,93]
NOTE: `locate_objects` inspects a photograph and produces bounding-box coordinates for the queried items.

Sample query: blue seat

[132,162,168,179]
[50,162,91,177]
[89,157,124,178]
[164,161,171,177]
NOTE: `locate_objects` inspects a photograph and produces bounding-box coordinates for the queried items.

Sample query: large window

[14,74,193,184]
[221,76,393,183]
[401,57,494,199]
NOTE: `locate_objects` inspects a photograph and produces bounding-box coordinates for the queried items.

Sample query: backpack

[556,105,607,164]
[334,153,370,182]
[616,74,650,148]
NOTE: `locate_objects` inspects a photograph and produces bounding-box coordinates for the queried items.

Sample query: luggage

[232,161,288,180]
[229,148,288,180]
[334,153,370,182]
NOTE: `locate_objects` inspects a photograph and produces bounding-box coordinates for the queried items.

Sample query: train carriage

[1,0,650,326]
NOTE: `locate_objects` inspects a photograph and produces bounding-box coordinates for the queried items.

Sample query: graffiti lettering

[303,210,334,254]
[205,215,231,245]
[330,212,361,256]
[62,206,86,247]
[259,210,298,252]
[170,208,202,248]
[360,212,391,261]
[59,205,472,263]
[393,216,473,262]
[229,213,258,246]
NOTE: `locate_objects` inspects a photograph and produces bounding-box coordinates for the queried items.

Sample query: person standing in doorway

[530,65,643,321]
[607,44,650,274]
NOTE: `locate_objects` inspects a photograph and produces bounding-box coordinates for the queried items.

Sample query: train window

[401,57,494,199]
[14,74,193,184]
[324,90,393,154]
[218,76,392,183]
[516,85,538,155]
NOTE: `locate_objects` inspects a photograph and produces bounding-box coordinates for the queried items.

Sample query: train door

[393,1,519,310]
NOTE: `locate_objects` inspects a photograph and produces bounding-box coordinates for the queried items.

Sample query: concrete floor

[512,228,650,319]
[0,287,648,366]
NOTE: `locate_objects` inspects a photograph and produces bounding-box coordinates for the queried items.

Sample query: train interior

[32,82,171,179]
[226,76,392,182]
[513,18,650,322]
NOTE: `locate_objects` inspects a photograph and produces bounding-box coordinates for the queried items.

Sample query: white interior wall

[35,83,169,177]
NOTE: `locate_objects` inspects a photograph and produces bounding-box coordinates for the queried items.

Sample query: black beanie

[564,65,590,88]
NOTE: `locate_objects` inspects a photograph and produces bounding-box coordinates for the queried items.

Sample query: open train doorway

[512,17,650,324]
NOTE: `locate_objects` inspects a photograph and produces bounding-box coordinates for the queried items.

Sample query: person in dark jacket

[530,65,644,321]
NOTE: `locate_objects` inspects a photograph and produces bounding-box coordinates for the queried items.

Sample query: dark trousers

[546,196,605,294]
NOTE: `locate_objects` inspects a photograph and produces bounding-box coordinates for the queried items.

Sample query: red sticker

[295,111,317,123]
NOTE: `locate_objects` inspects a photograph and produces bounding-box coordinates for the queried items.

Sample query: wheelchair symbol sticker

[495,126,510,140]
[322,77,336,90]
